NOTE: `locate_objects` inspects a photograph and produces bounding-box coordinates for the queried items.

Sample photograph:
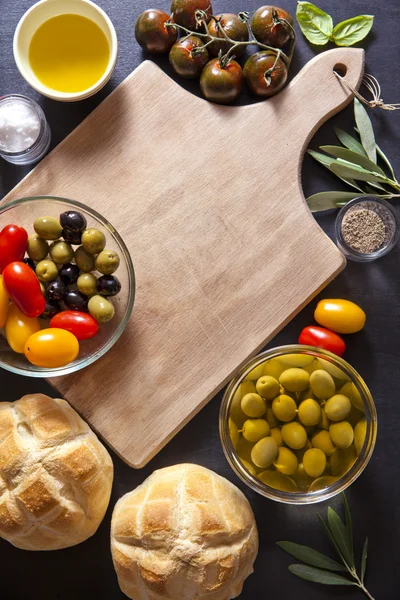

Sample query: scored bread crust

[0,394,113,550]
[111,464,258,600]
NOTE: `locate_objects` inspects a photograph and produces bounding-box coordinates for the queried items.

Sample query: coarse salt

[0,99,40,153]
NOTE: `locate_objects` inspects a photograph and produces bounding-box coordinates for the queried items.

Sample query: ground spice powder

[341,208,385,253]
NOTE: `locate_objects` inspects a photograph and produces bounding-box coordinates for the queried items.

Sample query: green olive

[270,427,283,447]
[35,259,59,282]
[330,444,357,477]
[311,429,336,456]
[263,358,286,379]
[75,246,96,272]
[272,394,297,422]
[273,446,298,476]
[266,406,279,428]
[292,464,314,490]
[318,407,330,430]
[354,418,367,455]
[303,448,326,478]
[49,241,74,264]
[303,358,321,375]
[242,419,270,442]
[95,249,120,275]
[236,436,255,464]
[77,273,98,296]
[298,398,321,426]
[309,369,335,400]
[279,368,309,392]
[318,358,349,381]
[279,354,314,368]
[256,375,280,399]
[308,476,338,492]
[246,364,265,380]
[339,382,365,412]
[229,417,239,449]
[33,216,63,240]
[258,470,298,492]
[241,393,266,418]
[281,422,307,450]
[81,228,106,255]
[27,233,49,261]
[251,436,278,468]
[240,459,257,477]
[329,421,354,449]
[88,294,115,323]
[325,394,352,422]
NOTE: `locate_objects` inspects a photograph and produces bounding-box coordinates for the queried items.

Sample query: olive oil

[29,14,110,93]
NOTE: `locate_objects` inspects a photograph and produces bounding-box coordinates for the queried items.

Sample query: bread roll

[111,464,258,600]
[0,394,113,550]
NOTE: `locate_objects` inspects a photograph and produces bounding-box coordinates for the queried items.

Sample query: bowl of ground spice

[335,197,399,262]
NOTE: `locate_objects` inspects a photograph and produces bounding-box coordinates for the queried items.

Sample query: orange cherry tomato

[5,303,40,354]
[314,299,366,334]
[0,276,9,328]
[24,328,79,368]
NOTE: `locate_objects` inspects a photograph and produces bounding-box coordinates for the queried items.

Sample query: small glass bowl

[335,196,400,262]
[219,345,377,505]
[0,196,135,377]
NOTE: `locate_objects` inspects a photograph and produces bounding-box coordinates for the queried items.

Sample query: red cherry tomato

[298,326,346,357]
[50,311,99,340]
[0,225,28,273]
[3,261,45,318]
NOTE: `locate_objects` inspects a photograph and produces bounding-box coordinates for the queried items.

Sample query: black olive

[46,279,67,301]
[64,290,88,311]
[97,275,121,297]
[62,229,82,245]
[41,300,61,319]
[59,263,80,285]
[60,210,87,233]
[23,257,36,270]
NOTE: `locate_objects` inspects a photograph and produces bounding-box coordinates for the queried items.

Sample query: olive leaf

[330,162,387,183]
[376,144,396,179]
[332,15,374,46]
[320,146,386,176]
[361,538,368,583]
[306,191,368,212]
[288,565,356,586]
[327,507,355,569]
[334,127,367,157]
[277,542,347,571]
[343,495,355,565]
[354,98,376,163]
[296,2,333,45]
[307,150,363,191]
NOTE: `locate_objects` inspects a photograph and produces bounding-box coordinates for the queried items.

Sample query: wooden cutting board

[2,48,364,468]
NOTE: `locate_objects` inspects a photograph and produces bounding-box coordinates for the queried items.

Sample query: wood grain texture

[2,48,364,468]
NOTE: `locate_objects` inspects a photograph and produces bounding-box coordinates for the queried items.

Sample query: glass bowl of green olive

[0,196,135,376]
[220,345,377,504]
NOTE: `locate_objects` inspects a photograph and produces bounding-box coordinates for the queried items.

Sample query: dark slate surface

[0,1,399,598]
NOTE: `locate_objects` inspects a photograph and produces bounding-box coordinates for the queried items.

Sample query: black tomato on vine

[135,9,178,53]
[243,51,288,98]
[251,6,294,48]
[169,35,209,79]
[200,58,243,104]
[207,13,249,57]
[170,0,212,30]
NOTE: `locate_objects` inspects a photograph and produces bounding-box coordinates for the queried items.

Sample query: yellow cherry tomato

[0,276,9,328]
[314,299,366,334]
[5,303,40,354]
[24,328,79,368]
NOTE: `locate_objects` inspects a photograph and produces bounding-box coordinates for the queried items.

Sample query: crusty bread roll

[0,394,113,550]
[111,464,258,600]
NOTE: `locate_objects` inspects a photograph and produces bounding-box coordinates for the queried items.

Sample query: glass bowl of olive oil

[13,0,118,102]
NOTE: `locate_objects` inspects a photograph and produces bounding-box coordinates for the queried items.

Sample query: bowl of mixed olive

[220,345,377,504]
[0,196,135,376]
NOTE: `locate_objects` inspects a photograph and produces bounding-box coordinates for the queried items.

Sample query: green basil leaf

[354,98,376,163]
[320,146,385,176]
[376,143,396,179]
[327,507,355,568]
[332,15,374,47]
[296,2,333,45]
[334,127,367,156]
[342,495,354,565]
[288,564,356,586]
[361,537,368,583]
[330,162,387,183]
[306,191,367,212]
[277,541,347,571]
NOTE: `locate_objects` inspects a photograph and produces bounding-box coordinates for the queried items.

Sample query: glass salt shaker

[0,94,51,165]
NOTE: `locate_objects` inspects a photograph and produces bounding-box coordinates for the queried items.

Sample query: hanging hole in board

[333,63,348,77]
